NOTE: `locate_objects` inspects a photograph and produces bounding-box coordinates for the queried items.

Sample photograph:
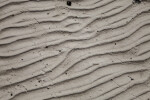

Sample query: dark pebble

[67,1,72,6]
[134,0,142,3]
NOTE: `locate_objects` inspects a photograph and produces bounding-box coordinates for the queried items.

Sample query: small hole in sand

[58,50,61,52]
[38,80,41,83]
[131,78,134,80]
[47,87,50,89]
[45,46,48,48]
[128,76,134,80]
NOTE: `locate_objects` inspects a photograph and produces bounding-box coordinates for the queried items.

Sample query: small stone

[67,1,72,6]
[134,0,142,3]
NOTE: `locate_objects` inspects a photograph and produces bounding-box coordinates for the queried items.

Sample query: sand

[0,0,150,100]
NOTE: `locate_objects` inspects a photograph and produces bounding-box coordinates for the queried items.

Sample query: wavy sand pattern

[0,0,150,100]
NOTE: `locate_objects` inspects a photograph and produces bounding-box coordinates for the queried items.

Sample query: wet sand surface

[0,0,150,100]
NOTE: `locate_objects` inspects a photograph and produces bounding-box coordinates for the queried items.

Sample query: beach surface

[0,0,150,100]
